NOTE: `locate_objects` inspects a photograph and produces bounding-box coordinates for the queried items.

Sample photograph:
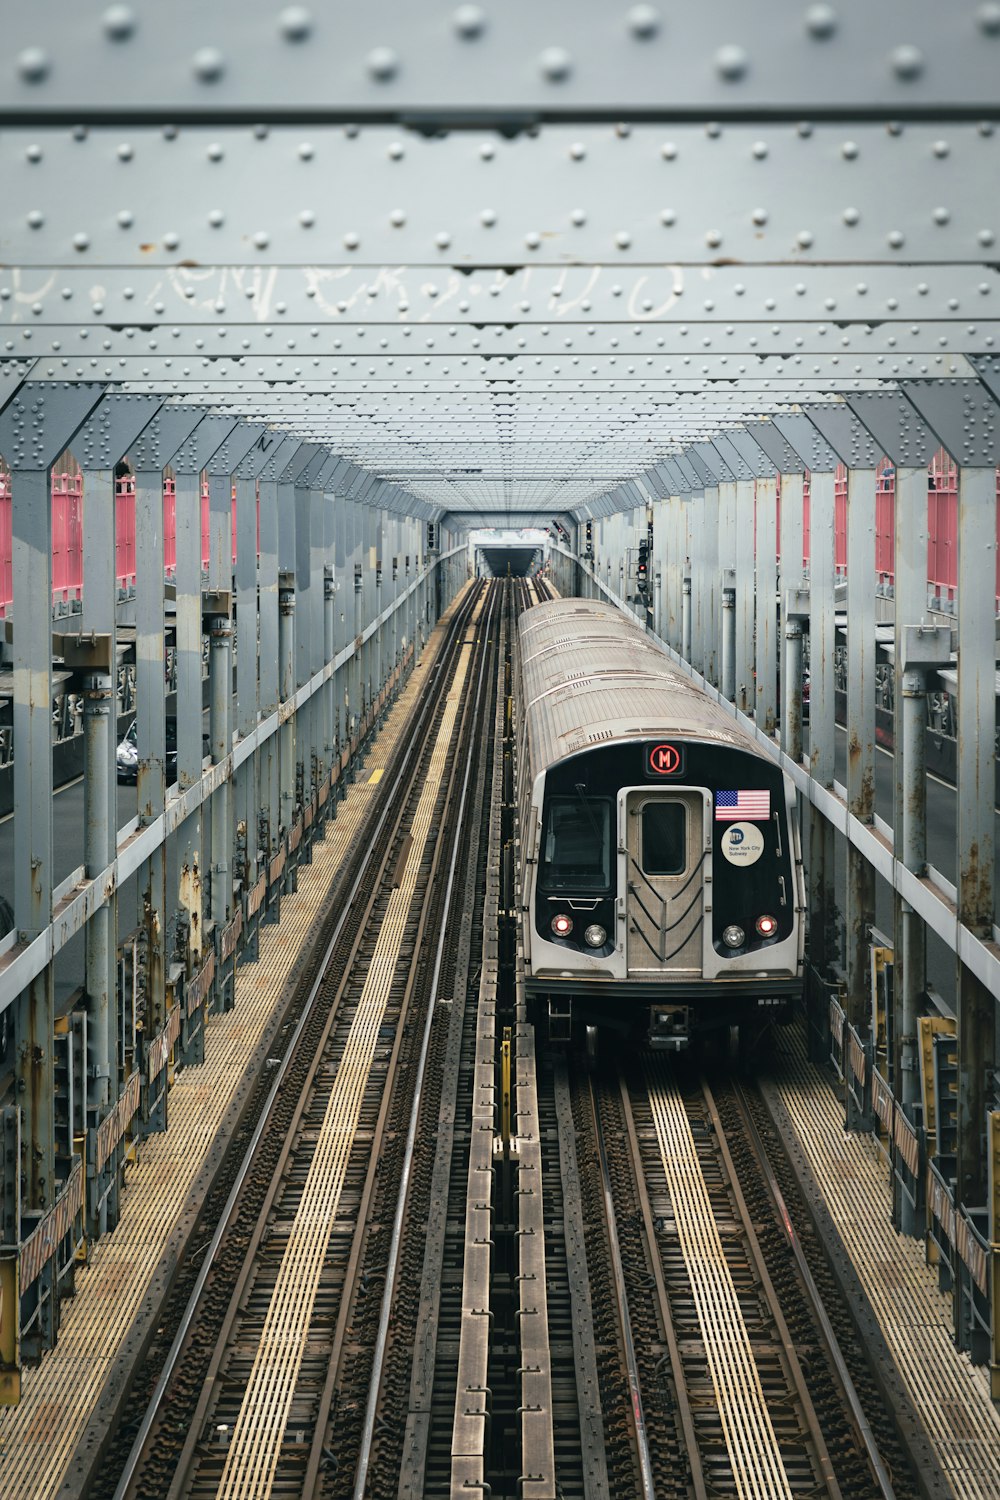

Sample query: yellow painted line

[367,767,385,784]
[645,1058,793,1500]
[217,630,474,1498]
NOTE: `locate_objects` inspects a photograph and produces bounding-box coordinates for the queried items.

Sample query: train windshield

[540,795,613,892]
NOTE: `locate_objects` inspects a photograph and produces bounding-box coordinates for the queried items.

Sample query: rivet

[344,231,361,249]
[660,208,676,225]
[932,139,950,158]
[752,141,768,159]
[206,142,224,162]
[856,281,868,294]
[978,2,1000,34]
[480,208,497,226]
[627,5,660,39]
[435,231,451,249]
[208,209,225,227]
[25,144,43,163]
[17,47,51,83]
[163,231,180,249]
[453,4,487,38]
[796,229,814,247]
[298,209,315,228]
[27,210,44,229]
[715,44,748,80]
[805,4,837,38]
[980,228,997,246]
[705,230,722,248]
[797,121,813,137]
[660,141,677,159]
[570,208,587,226]
[841,140,859,160]
[365,45,398,80]
[192,47,225,82]
[254,123,270,140]
[842,206,860,225]
[279,6,312,41]
[889,44,923,80]
[887,230,905,248]
[102,5,136,40]
[525,231,542,249]
[979,120,995,136]
[539,47,572,81]
[706,121,722,138]
[117,209,134,228]
[933,206,950,225]
[73,232,90,251]
[387,141,404,160]
[752,208,768,226]
[162,124,177,139]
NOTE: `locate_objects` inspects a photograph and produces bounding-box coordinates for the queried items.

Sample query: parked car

[116,717,179,784]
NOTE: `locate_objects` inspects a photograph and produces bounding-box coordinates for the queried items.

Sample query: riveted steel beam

[2,7,1000,120]
[3,122,1000,266]
[7,320,998,362]
[5,263,1000,328]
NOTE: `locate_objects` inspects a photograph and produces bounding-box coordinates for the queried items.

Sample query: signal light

[551,913,574,938]
[755,914,778,938]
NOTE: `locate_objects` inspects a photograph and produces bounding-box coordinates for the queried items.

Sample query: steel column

[734,479,755,715]
[755,476,778,737]
[809,468,838,980]
[235,475,259,891]
[11,470,56,1213]
[79,468,119,1150]
[134,467,168,1039]
[844,465,877,1113]
[258,476,280,863]
[955,465,997,1210]
[174,473,204,967]
[894,466,932,1232]
[717,477,737,701]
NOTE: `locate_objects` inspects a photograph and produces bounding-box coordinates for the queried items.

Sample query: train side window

[641,802,686,875]
[540,796,612,892]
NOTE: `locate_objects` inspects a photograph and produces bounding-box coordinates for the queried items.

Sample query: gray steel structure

[1,0,1000,1407]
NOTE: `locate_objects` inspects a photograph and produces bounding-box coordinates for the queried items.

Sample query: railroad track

[563,1053,920,1500]
[101,578,505,1500]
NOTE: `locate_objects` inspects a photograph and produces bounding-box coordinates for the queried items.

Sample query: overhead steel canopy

[2,3,1000,524]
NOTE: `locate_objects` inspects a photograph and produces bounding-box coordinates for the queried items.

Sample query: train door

[622,790,709,977]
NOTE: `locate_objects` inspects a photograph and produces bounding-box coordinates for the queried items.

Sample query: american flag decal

[715,789,770,821]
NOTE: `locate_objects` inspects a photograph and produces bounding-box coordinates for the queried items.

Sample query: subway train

[516,599,806,1048]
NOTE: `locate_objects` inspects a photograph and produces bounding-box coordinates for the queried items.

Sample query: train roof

[517,598,768,775]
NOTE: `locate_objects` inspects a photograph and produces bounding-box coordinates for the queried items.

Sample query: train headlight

[722,924,745,948]
[755,914,778,938]
[551,913,574,938]
[584,924,606,948]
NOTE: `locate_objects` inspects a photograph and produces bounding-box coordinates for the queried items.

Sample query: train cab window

[641,802,686,876]
[540,796,612,892]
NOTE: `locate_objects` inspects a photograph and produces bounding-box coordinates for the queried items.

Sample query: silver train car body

[516,599,806,1046]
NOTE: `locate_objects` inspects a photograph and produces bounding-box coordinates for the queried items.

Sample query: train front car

[516,599,805,1049]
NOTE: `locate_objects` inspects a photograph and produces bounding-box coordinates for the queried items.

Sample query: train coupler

[649,1005,691,1051]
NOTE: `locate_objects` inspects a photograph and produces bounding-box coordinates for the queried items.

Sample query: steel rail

[589,1078,657,1500]
[698,1074,843,1500]
[733,1080,898,1500]
[110,584,483,1500]
[616,1076,706,1499]
[350,581,503,1500]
